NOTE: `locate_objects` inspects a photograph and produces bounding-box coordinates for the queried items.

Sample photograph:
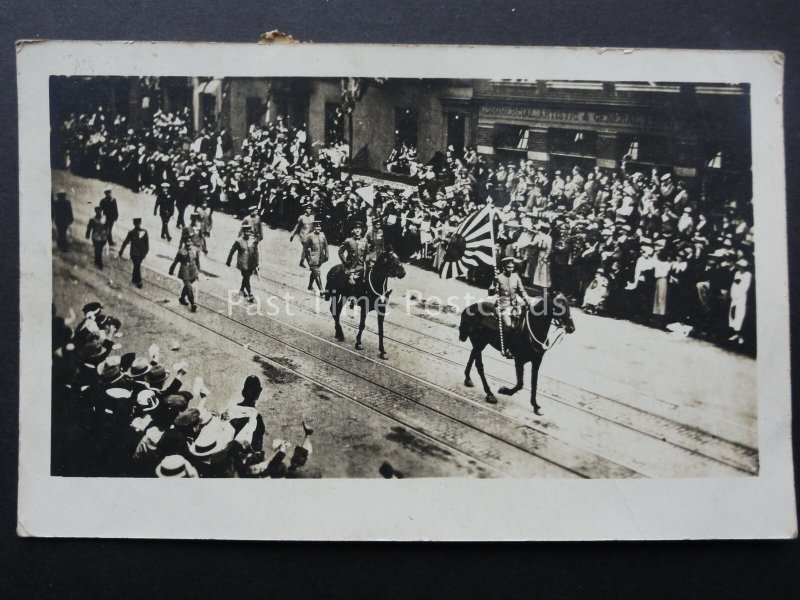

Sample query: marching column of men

[52,299,316,478]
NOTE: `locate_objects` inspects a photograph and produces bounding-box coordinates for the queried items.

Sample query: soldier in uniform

[85,206,108,269]
[488,256,530,358]
[168,237,200,312]
[153,182,175,242]
[99,186,119,247]
[52,190,74,252]
[180,213,207,255]
[290,203,316,268]
[240,205,263,243]
[195,199,213,247]
[302,220,329,292]
[338,221,370,286]
[365,215,385,268]
[118,217,150,288]
[226,225,260,302]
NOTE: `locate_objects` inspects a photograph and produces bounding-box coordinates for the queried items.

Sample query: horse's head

[531,290,575,334]
[550,291,575,334]
[375,247,406,280]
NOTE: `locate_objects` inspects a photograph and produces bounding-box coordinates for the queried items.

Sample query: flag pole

[487,202,506,357]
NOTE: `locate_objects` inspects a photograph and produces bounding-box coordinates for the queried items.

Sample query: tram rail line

[57,250,610,478]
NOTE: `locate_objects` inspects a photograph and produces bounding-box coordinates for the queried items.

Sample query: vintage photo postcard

[17,42,796,540]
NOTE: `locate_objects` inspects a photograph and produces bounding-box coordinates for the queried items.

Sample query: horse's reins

[367,261,391,302]
[524,306,566,351]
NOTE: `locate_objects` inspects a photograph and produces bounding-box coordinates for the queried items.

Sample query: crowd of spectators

[55,106,756,350]
[51,301,315,478]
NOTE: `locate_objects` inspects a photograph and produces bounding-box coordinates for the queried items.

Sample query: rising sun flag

[439,204,496,279]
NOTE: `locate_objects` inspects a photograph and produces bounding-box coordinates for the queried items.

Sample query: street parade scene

[49,76,758,479]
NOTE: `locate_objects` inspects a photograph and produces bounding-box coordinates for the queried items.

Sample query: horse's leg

[331,296,345,341]
[473,343,496,404]
[464,348,475,387]
[499,357,525,396]
[530,354,544,415]
[355,302,367,350]
[377,303,387,359]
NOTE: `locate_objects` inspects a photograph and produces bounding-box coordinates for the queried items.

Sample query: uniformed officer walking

[118,217,150,288]
[168,237,200,312]
[488,256,530,358]
[226,225,260,302]
[86,206,108,269]
[99,186,119,247]
[290,203,316,267]
[302,220,329,292]
[153,182,175,242]
[52,190,74,252]
[240,205,263,242]
[338,221,370,285]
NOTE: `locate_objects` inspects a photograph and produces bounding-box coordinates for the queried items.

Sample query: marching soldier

[52,190,74,252]
[153,182,175,242]
[338,221,369,285]
[168,237,200,312]
[195,199,213,247]
[240,205,263,243]
[488,256,530,358]
[302,220,329,292]
[118,217,150,288]
[180,213,206,255]
[290,203,316,267]
[226,225,260,302]
[99,186,119,247]
[85,206,108,269]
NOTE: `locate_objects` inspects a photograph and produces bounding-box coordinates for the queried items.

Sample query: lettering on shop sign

[480,104,670,130]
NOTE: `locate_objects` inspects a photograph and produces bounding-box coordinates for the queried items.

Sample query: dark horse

[459,291,576,415]
[324,249,406,359]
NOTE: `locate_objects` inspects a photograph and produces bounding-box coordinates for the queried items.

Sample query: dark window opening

[324,102,344,145]
[394,106,418,149]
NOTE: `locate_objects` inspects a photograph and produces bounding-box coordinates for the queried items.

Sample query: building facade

[214,77,751,205]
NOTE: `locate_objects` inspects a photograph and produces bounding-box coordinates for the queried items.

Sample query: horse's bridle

[524,305,567,352]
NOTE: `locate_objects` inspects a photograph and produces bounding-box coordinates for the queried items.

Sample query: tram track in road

[57,249,607,478]
[177,242,758,476]
[55,174,756,476]
[55,234,751,478]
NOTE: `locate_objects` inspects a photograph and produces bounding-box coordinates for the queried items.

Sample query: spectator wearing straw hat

[155,455,199,478]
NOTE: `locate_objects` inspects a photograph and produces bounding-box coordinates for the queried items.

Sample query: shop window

[394,106,418,149]
[493,124,528,150]
[324,102,344,145]
[549,128,597,157]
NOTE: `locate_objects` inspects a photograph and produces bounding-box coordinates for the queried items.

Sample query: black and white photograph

[16,42,795,540]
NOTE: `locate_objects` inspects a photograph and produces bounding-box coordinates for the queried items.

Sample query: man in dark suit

[118,217,150,288]
[86,207,108,269]
[52,190,74,251]
[153,182,175,242]
[99,186,119,247]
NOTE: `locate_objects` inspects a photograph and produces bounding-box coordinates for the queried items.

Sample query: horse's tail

[459,306,476,342]
[324,264,341,300]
